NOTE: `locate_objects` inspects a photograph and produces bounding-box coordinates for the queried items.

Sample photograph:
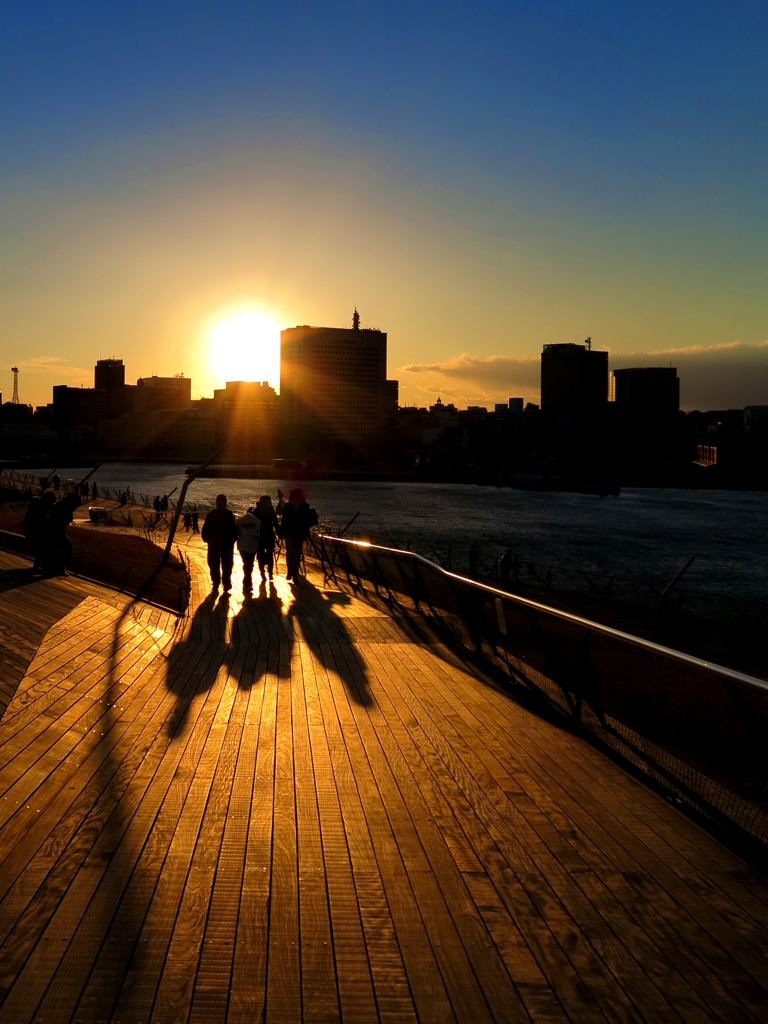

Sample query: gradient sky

[1,0,767,410]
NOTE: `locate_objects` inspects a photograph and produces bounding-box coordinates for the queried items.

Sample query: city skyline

[1,2,767,411]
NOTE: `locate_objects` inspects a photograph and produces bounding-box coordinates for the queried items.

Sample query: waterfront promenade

[0,539,767,1022]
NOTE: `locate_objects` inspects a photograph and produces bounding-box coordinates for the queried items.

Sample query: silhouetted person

[45,493,80,575]
[24,490,55,572]
[91,481,98,500]
[52,474,60,491]
[500,548,513,588]
[254,494,280,581]
[201,494,237,592]
[236,507,261,593]
[280,488,318,584]
[275,488,285,516]
[183,512,192,532]
[160,494,169,513]
[153,495,161,512]
[468,542,480,580]
[191,511,200,534]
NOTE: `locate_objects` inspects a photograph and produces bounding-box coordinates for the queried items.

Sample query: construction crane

[11,366,19,404]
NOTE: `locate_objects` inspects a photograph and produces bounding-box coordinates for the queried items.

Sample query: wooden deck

[0,541,767,1023]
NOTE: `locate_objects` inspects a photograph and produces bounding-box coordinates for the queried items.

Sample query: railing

[309,533,768,861]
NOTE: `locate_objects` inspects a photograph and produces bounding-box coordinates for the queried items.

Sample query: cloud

[17,356,92,380]
[400,341,768,410]
[400,353,540,390]
[611,340,768,410]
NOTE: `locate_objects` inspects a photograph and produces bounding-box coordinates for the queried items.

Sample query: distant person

[280,488,318,584]
[79,480,89,500]
[183,512,192,533]
[254,494,280,581]
[91,481,98,500]
[52,474,60,492]
[275,488,286,516]
[201,494,238,592]
[236,507,261,593]
[468,542,480,580]
[45,493,80,575]
[500,548,513,588]
[160,494,169,513]
[24,490,55,572]
[153,495,161,513]
[191,510,200,534]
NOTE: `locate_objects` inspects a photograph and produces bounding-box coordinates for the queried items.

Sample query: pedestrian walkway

[0,544,766,1023]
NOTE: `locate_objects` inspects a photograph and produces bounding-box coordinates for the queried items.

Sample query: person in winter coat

[236,508,261,593]
[254,494,280,581]
[45,493,80,575]
[280,488,318,583]
[201,494,238,592]
[24,490,56,572]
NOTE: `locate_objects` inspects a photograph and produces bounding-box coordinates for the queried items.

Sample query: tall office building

[541,342,609,417]
[280,311,397,447]
[94,358,126,391]
[611,367,679,423]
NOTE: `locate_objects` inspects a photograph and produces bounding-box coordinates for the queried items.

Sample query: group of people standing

[201,487,319,593]
[23,490,80,575]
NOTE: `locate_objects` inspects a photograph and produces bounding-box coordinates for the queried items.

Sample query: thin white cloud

[400,340,768,410]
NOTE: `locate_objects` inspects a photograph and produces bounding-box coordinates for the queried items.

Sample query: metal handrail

[315,534,768,693]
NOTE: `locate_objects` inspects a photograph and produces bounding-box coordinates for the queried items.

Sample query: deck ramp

[0,544,766,1023]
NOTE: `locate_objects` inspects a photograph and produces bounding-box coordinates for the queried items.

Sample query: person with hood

[45,493,80,575]
[24,490,56,572]
[236,506,261,593]
[254,494,280,581]
[201,494,238,592]
[280,488,318,583]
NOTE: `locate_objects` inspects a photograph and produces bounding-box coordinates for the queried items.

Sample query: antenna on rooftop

[585,337,592,351]
[10,366,19,404]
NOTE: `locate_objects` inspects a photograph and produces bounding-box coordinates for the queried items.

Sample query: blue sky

[1,0,767,408]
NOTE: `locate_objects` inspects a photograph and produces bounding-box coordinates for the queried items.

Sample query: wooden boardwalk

[0,542,767,1023]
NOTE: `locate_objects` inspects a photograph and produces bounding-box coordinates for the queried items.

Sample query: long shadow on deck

[165,591,231,736]
[286,577,373,706]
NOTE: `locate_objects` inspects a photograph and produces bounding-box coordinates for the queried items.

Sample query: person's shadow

[165,591,232,736]
[285,577,373,706]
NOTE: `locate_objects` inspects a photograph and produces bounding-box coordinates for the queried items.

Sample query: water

[43,465,768,601]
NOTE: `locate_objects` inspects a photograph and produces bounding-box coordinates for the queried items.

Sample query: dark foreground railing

[309,534,768,862]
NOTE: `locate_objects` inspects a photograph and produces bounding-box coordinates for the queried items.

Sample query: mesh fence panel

[309,534,768,852]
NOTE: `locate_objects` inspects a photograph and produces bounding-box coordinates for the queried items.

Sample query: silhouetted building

[98,402,215,460]
[135,374,191,413]
[94,358,126,391]
[541,342,608,418]
[213,381,279,456]
[52,358,133,432]
[612,367,679,423]
[280,312,394,450]
[509,398,524,415]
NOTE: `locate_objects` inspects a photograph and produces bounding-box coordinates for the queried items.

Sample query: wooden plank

[299,640,379,1024]
[265,638,302,1024]
[292,641,340,1024]
[228,635,278,1024]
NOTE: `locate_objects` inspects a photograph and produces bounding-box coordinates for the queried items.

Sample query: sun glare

[209,309,281,389]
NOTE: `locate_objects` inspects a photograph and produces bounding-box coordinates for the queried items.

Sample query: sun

[209,309,281,389]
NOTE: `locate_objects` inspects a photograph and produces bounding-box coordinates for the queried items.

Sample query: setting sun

[208,309,281,389]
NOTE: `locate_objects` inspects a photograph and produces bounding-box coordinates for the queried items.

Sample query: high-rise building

[213,380,279,448]
[280,311,396,448]
[611,367,679,423]
[135,374,192,413]
[541,342,609,418]
[94,358,126,391]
